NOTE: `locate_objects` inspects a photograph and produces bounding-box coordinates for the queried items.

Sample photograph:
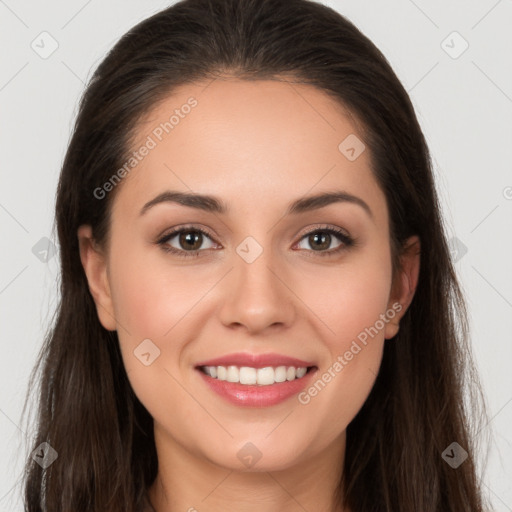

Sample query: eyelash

[156,224,356,259]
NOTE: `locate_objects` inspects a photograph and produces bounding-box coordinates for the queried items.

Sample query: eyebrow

[139,190,373,219]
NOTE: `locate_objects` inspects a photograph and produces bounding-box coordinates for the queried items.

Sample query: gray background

[1,0,511,509]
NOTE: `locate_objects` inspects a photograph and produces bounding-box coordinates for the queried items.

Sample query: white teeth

[274,366,287,383]
[257,366,274,385]
[296,367,307,378]
[201,365,310,386]
[226,366,239,383]
[239,366,257,385]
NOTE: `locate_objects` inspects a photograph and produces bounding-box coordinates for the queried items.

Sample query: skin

[78,77,420,512]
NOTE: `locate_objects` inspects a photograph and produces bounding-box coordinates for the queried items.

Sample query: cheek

[107,241,208,338]
[107,241,221,392]
[293,245,392,425]
[106,243,200,414]
[295,242,393,348]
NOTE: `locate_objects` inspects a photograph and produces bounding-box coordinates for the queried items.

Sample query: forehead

[112,77,386,222]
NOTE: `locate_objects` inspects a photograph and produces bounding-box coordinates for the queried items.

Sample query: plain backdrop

[1,0,511,510]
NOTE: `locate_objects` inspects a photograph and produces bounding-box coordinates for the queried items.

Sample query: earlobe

[77,225,117,331]
[385,235,421,340]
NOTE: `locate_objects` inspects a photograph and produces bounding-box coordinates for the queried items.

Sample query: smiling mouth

[197,365,317,386]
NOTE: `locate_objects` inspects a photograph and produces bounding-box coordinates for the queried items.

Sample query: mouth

[196,364,317,386]
[194,362,319,407]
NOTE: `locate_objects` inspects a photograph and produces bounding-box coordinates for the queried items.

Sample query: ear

[384,235,421,340]
[77,225,117,331]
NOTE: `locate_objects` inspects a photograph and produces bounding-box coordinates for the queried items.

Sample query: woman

[21,0,491,510]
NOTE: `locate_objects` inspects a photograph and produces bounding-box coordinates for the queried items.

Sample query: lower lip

[196,367,318,407]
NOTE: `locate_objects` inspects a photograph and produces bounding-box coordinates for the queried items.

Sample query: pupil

[180,231,201,250]
[311,232,330,251]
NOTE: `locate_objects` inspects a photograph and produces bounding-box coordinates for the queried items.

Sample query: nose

[218,245,296,335]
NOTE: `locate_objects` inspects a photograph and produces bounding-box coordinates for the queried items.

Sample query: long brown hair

[21,0,492,510]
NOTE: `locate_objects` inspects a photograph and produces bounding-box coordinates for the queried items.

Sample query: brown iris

[308,232,331,251]
[179,231,203,251]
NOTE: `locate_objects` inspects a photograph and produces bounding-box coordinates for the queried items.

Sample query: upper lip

[195,352,316,369]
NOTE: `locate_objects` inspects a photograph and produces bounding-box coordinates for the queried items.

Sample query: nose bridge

[218,234,295,332]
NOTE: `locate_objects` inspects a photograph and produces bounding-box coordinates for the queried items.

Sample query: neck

[148,425,347,512]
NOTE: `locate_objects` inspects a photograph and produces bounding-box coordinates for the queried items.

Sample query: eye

[156,224,355,259]
[294,226,355,257]
[157,226,218,258]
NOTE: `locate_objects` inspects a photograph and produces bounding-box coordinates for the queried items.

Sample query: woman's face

[79,77,417,473]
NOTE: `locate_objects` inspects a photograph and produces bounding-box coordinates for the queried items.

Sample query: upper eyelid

[294,224,351,239]
[158,224,217,242]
